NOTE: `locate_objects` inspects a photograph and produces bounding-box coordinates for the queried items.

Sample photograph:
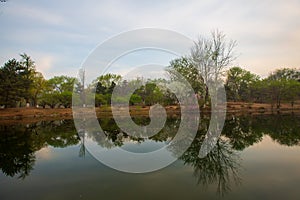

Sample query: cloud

[1,0,300,79]
[34,55,54,76]
[5,1,65,25]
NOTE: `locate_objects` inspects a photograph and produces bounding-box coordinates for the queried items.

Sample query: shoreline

[1,102,300,123]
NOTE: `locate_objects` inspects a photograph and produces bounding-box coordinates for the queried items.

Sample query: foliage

[0,120,79,179]
[268,68,300,81]
[0,59,24,107]
[39,76,76,108]
[167,57,205,95]
[30,72,47,106]
[1,51,300,109]
[245,69,300,109]
[47,76,76,93]
[0,55,38,107]
[19,53,36,104]
[129,94,142,105]
[225,66,259,101]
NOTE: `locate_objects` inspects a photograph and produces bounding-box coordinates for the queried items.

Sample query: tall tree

[190,30,236,104]
[30,72,46,107]
[0,59,24,107]
[19,53,36,106]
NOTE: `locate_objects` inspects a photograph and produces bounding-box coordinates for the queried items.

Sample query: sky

[0,0,300,80]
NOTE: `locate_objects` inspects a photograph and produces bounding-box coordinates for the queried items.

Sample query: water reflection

[1,114,300,195]
[0,120,79,179]
[0,125,36,179]
[181,138,241,195]
[223,114,300,148]
[170,115,241,195]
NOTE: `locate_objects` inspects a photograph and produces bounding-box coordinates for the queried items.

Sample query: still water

[1,114,300,199]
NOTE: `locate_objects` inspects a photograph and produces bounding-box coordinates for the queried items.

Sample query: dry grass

[1,102,300,123]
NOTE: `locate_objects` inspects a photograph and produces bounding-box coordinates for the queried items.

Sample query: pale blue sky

[1,0,300,79]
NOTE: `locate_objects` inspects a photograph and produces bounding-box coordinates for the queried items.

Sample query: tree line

[225,67,300,109]
[1,30,300,109]
[0,53,77,108]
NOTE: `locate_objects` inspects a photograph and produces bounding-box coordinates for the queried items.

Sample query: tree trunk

[204,85,209,106]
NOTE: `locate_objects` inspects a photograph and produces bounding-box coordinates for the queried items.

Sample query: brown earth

[0,102,300,124]
[226,101,300,114]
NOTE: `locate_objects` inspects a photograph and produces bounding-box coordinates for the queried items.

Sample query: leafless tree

[190,30,236,104]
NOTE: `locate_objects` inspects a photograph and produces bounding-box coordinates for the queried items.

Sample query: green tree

[58,91,73,108]
[268,68,300,81]
[0,54,47,108]
[0,59,24,107]
[39,92,60,108]
[95,93,107,107]
[253,79,294,110]
[90,73,122,106]
[47,76,76,93]
[129,94,142,105]
[285,80,300,108]
[225,67,259,101]
[42,76,76,108]
[30,72,47,107]
[267,68,300,109]
[92,73,121,95]
[140,82,164,106]
[167,57,205,95]
[247,68,300,109]
[19,53,36,106]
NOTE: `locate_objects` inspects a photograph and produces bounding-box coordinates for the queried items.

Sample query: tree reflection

[175,114,241,196]
[0,125,37,179]
[180,136,241,196]
[223,114,300,148]
[85,117,180,148]
[1,113,300,190]
[0,120,79,179]
[223,114,263,150]
[253,114,300,146]
[37,120,79,147]
[78,114,300,195]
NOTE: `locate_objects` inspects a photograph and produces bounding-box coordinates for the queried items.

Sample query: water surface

[1,114,300,199]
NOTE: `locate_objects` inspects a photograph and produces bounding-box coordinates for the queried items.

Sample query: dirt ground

[226,101,300,114]
[0,102,300,123]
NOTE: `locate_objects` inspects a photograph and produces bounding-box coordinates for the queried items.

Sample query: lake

[1,114,300,199]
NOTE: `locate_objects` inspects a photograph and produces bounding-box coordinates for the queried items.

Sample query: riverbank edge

[1,102,300,122]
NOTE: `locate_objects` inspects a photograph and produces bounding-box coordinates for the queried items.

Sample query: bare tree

[78,68,86,107]
[190,30,236,104]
